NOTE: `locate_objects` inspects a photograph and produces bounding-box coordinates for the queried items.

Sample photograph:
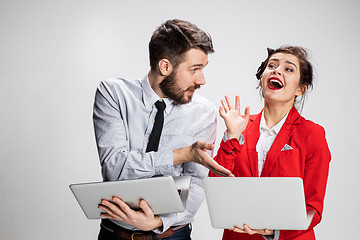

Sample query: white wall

[1,0,359,239]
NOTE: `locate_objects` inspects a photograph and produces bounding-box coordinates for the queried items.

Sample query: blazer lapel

[260,107,300,177]
[246,111,262,177]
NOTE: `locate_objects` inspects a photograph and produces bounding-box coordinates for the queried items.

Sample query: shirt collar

[259,110,289,135]
[141,75,174,114]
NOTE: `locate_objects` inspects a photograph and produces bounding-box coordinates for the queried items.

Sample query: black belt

[100,219,188,240]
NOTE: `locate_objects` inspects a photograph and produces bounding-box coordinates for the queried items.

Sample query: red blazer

[210,107,331,240]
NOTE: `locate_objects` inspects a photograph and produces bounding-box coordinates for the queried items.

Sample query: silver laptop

[203,177,315,230]
[70,175,191,219]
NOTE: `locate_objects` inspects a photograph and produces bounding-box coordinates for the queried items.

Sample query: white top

[93,75,217,233]
[256,111,288,176]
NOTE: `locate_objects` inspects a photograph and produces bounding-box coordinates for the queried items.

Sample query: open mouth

[268,78,284,90]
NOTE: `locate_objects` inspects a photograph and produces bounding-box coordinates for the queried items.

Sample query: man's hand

[173,141,234,177]
[99,197,163,231]
[231,224,274,236]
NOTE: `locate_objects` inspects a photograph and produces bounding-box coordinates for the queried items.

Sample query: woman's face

[260,53,303,105]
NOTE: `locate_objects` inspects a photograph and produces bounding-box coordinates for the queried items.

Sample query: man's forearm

[173,146,191,166]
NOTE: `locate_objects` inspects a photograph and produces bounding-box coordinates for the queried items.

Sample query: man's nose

[195,72,206,85]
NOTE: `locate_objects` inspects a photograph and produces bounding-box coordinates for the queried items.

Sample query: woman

[210,46,331,240]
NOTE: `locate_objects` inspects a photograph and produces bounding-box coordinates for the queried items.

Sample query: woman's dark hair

[255,46,314,110]
[149,19,214,71]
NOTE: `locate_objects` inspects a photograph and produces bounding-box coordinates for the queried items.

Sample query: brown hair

[149,19,214,71]
[256,46,314,109]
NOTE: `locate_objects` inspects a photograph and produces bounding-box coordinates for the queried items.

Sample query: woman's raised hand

[219,95,250,140]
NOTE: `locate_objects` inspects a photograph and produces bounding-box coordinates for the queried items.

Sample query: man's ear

[158,59,173,76]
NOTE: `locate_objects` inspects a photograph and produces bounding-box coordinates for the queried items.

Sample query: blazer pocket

[275,148,304,177]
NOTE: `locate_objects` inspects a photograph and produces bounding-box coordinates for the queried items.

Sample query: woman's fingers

[221,99,229,113]
[243,224,256,235]
[219,106,225,118]
[241,224,274,235]
[243,106,250,121]
[232,226,246,233]
[235,95,240,111]
[225,95,233,110]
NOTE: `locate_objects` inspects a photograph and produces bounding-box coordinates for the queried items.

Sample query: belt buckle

[131,232,141,240]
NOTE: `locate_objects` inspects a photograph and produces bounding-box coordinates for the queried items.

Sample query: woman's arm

[303,124,331,229]
[209,95,250,177]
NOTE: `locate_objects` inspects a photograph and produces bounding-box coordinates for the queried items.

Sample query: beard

[159,70,201,105]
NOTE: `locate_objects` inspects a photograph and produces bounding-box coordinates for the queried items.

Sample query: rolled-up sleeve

[155,103,217,233]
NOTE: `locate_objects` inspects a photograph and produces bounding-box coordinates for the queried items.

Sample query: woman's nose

[271,69,281,76]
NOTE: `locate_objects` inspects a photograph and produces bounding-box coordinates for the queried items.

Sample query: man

[93,19,232,240]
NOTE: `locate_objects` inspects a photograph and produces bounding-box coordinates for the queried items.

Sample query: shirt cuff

[262,230,279,240]
[153,149,174,176]
[222,130,244,145]
[153,213,177,234]
[220,131,244,154]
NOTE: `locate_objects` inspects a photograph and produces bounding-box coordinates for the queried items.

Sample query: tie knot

[155,100,166,112]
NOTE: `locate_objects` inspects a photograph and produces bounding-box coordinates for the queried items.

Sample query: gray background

[1,0,359,239]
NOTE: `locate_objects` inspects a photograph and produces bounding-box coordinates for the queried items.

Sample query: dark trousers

[98,220,192,240]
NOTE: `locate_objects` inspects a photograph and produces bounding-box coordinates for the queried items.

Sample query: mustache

[186,84,201,91]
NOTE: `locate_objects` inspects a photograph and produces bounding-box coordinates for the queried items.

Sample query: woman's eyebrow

[269,58,298,69]
[268,58,279,63]
[285,60,298,69]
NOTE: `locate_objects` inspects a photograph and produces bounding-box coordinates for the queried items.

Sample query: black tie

[146,100,166,152]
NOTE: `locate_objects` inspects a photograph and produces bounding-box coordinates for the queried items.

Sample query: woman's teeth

[269,79,284,89]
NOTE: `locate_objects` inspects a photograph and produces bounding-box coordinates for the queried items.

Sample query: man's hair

[149,19,214,71]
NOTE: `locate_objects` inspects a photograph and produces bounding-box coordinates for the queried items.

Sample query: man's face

[160,48,208,105]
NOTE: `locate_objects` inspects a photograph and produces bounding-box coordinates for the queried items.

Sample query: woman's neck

[263,101,293,129]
